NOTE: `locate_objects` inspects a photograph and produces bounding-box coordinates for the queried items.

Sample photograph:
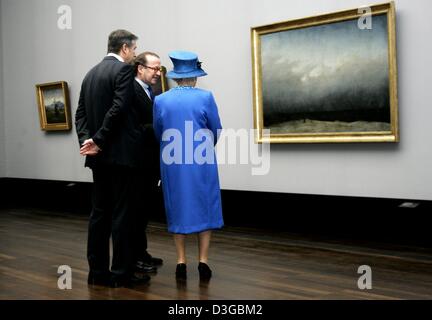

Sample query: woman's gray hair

[174,77,197,86]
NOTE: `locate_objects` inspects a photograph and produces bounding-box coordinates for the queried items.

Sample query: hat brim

[167,69,207,79]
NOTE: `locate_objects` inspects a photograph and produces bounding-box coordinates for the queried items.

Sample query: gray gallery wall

[1,0,432,200]
[0,0,5,177]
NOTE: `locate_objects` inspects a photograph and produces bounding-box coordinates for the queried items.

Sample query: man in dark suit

[131,52,164,274]
[75,29,149,287]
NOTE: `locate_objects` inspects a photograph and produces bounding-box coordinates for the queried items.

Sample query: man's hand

[80,139,101,156]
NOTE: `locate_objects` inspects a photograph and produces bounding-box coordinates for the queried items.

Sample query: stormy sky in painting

[43,88,64,106]
[261,14,390,128]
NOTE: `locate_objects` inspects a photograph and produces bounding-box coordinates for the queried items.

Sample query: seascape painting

[251,2,398,143]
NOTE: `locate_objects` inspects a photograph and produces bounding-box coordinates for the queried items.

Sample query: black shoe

[175,263,187,279]
[110,274,150,288]
[150,256,163,266]
[88,272,111,286]
[198,262,212,280]
[142,253,163,267]
[135,261,157,273]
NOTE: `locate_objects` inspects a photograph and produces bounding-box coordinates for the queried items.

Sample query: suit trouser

[131,170,160,263]
[87,165,137,278]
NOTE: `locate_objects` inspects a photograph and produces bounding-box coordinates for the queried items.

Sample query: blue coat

[153,87,224,234]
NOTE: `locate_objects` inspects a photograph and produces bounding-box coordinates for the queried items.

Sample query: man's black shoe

[110,274,150,288]
[87,272,111,286]
[141,253,163,267]
[149,256,163,266]
[135,261,157,273]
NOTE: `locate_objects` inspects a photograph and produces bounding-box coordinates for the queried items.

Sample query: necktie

[147,86,155,101]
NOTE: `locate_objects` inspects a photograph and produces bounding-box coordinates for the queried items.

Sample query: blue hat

[167,51,207,79]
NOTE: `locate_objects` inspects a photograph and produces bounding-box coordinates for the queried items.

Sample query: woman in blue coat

[153,51,223,279]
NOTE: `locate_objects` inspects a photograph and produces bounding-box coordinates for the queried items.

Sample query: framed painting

[251,2,398,143]
[36,81,71,131]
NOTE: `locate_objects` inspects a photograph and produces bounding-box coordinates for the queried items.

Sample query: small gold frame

[36,81,72,131]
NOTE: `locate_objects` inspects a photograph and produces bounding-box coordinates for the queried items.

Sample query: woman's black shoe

[175,263,187,279]
[198,262,212,280]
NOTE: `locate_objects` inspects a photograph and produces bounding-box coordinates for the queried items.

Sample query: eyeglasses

[142,65,162,73]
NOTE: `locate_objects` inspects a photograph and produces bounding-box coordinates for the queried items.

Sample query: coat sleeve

[75,84,89,147]
[205,92,222,145]
[92,64,134,150]
[153,97,162,142]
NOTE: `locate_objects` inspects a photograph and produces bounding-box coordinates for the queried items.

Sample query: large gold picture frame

[36,81,72,131]
[251,2,398,143]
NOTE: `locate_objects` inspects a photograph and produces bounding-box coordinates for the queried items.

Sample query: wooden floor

[0,208,431,300]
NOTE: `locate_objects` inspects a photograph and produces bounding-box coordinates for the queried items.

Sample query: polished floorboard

[0,208,431,300]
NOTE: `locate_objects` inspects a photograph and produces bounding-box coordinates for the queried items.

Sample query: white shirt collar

[107,53,124,62]
[135,77,149,89]
[135,77,152,99]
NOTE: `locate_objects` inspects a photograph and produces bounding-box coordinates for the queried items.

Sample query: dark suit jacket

[131,80,160,175]
[75,56,140,169]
